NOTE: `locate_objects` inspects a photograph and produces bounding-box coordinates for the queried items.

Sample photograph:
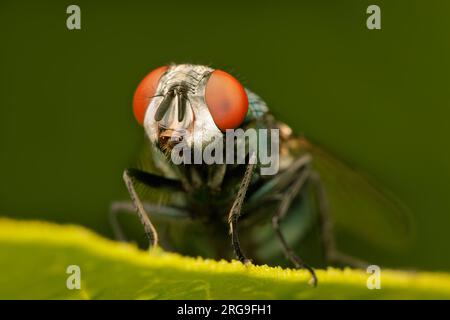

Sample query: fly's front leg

[123,169,159,247]
[121,168,185,249]
[228,154,256,264]
[309,172,369,269]
[271,159,318,286]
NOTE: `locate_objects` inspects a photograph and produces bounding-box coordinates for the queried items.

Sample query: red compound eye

[205,70,248,131]
[133,66,168,125]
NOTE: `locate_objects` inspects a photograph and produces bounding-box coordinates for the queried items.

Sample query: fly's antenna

[154,84,193,122]
[177,91,187,122]
[154,90,175,121]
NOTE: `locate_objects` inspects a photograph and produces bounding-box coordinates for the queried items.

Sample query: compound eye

[205,70,248,131]
[133,66,169,125]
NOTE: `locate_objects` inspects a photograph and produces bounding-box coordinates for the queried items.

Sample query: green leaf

[0,218,449,299]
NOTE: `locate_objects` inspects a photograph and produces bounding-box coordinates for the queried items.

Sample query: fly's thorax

[144,64,223,153]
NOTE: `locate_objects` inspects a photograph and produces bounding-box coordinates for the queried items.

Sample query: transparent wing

[299,137,414,251]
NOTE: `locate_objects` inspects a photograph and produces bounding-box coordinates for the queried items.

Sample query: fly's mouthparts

[158,134,184,152]
[158,128,184,147]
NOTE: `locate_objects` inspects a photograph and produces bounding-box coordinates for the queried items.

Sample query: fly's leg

[123,169,158,247]
[121,168,185,249]
[109,201,189,242]
[309,172,369,269]
[271,165,318,287]
[228,153,256,265]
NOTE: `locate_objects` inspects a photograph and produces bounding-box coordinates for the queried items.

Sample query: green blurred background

[0,1,449,271]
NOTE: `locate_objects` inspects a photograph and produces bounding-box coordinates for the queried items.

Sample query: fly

[110,64,412,287]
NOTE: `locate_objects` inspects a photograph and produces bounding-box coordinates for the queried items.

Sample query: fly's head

[133,64,248,156]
